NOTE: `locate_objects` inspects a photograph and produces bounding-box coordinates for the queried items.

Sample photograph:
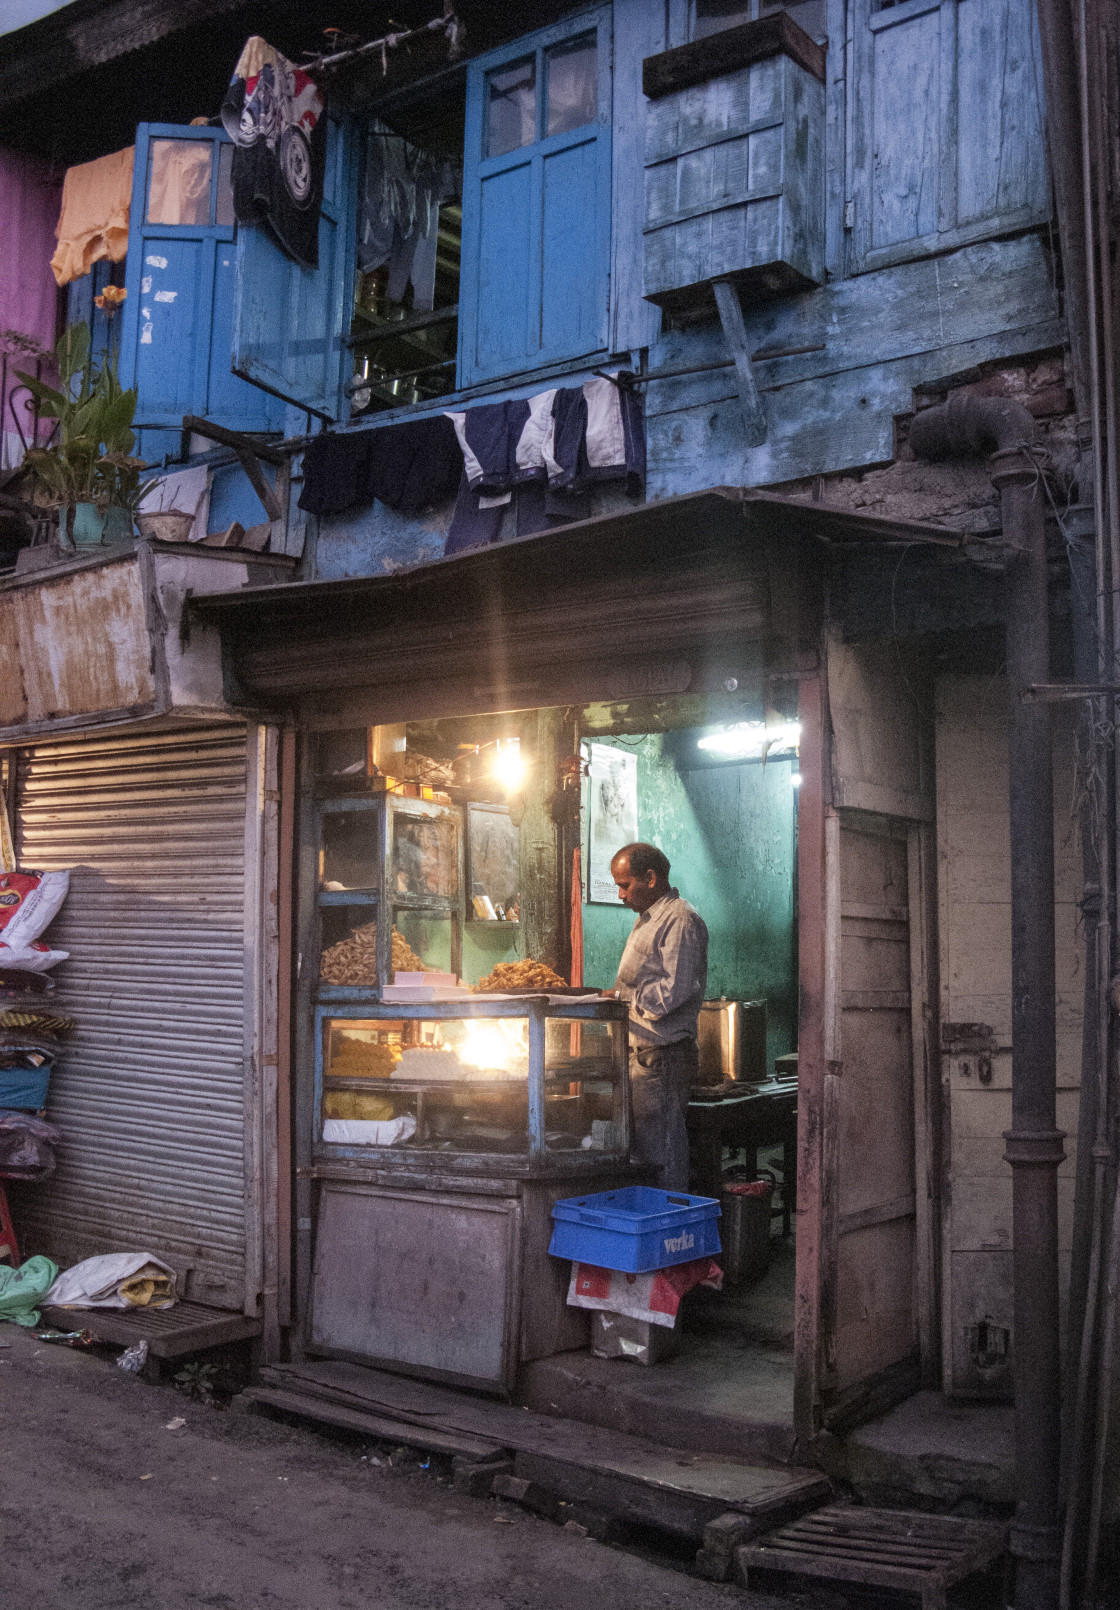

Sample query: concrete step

[248,1358,827,1552]
[517,1338,797,1463]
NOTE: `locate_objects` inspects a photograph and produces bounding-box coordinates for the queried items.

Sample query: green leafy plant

[16,322,158,519]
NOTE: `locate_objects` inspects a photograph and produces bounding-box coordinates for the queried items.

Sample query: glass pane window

[320,810,378,891]
[215,142,235,227]
[147,139,213,226]
[392,811,458,899]
[544,1015,627,1152]
[546,34,597,137]
[487,57,537,156]
[693,0,752,36]
[393,911,453,975]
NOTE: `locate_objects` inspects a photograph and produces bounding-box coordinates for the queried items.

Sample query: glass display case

[315,996,630,1163]
[317,794,463,993]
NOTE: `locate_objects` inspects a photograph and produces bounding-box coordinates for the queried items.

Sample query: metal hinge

[843,200,855,230]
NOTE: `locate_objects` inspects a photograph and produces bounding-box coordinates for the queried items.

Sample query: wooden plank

[643,13,826,99]
[837,1193,916,1236]
[39,1302,262,1358]
[611,0,664,353]
[793,671,829,1439]
[243,1386,503,1461]
[713,279,767,446]
[261,1358,826,1523]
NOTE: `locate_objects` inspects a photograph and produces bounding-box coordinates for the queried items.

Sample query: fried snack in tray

[320,923,427,985]
[327,1040,401,1077]
[474,958,568,994]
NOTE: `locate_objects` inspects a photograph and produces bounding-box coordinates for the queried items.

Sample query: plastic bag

[0,938,68,973]
[0,870,69,948]
[117,1339,149,1373]
[0,1109,61,1178]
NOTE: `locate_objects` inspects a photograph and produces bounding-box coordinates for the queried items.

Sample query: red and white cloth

[567,1256,722,1329]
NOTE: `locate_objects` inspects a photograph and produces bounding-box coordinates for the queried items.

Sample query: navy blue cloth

[444,471,506,554]
[460,399,533,492]
[299,416,462,517]
[298,431,372,516]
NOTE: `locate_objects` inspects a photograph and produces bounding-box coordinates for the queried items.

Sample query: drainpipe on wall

[910,393,1064,1610]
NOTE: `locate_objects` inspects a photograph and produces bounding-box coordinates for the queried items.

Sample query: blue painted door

[458,10,613,388]
[117,124,282,432]
[850,0,1049,274]
[231,116,356,423]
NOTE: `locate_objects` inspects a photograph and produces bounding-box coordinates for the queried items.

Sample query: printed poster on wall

[587,743,639,904]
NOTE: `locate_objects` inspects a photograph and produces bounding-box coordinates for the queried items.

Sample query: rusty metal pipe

[912,396,1064,1610]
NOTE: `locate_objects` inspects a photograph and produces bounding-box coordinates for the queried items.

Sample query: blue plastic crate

[0,1066,50,1110]
[549,1185,721,1273]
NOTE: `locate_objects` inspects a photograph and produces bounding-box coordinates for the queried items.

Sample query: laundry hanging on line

[298,373,645,551]
[298,414,463,517]
[444,375,645,554]
[358,121,459,313]
[50,146,134,287]
[221,36,326,271]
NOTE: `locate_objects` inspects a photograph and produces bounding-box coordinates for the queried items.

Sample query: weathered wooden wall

[935,675,1082,1397]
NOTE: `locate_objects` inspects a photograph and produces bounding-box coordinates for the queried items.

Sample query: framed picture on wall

[467,802,520,921]
[587,743,638,903]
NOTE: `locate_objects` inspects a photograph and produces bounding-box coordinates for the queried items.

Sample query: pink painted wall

[0,146,62,468]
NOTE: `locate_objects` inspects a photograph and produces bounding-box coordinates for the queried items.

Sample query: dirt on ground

[0,1320,813,1610]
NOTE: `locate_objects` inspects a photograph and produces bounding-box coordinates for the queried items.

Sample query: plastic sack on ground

[0,941,69,974]
[0,1255,60,1327]
[45,1251,177,1310]
[0,1110,61,1178]
[0,871,69,948]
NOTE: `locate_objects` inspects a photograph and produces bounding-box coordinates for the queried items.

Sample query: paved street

[0,1322,807,1610]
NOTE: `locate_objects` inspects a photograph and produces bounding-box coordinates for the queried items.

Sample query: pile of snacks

[391,927,427,973]
[320,924,428,985]
[474,959,568,993]
[326,1039,402,1078]
[323,1090,396,1121]
[320,921,379,985]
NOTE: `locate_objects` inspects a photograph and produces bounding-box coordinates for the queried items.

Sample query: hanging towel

[221,36,325,271]
[50,147,134,287]
[44,1251,177,1311]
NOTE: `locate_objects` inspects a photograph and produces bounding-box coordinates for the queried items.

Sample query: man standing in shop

[609,843,708,1192]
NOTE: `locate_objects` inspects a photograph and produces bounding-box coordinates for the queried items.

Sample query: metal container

[719,1181,773,1286]
[697,999,767,1084]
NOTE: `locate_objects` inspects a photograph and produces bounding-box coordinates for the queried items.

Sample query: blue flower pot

[69,503,133,547]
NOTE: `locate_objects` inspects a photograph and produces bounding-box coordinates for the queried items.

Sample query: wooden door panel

[826,817,919,1405]
[834,1217,917,1389]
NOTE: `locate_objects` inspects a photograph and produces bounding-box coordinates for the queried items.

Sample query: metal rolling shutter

[13,724,250,1311]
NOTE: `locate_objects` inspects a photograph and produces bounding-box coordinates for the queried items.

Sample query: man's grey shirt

[613,888,709,1047]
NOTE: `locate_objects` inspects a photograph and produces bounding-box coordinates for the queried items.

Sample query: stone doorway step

[241,1358,828,1575]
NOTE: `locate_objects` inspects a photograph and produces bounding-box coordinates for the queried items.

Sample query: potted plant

[16,317,157,548]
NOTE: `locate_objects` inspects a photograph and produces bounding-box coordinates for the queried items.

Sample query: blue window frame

[232,116,357,423]
[458,9,613,388]
[117,123,282,434]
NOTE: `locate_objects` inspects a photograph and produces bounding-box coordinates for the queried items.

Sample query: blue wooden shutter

[231,116,356,423]
[459,10,613,388]
[850,0,1049,273]
[117,124,281,433]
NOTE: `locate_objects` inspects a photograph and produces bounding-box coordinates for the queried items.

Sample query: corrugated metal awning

[187,485,967,712]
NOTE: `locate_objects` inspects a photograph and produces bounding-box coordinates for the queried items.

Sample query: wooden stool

[0,1181,20,1266]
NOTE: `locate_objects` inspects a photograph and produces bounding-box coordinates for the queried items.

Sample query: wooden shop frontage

[191,486,944,1459]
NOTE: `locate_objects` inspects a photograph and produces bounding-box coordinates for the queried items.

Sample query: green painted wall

[581,735,798,1072]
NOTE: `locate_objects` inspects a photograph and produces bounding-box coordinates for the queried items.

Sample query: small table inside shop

[686,1072,799,1229]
